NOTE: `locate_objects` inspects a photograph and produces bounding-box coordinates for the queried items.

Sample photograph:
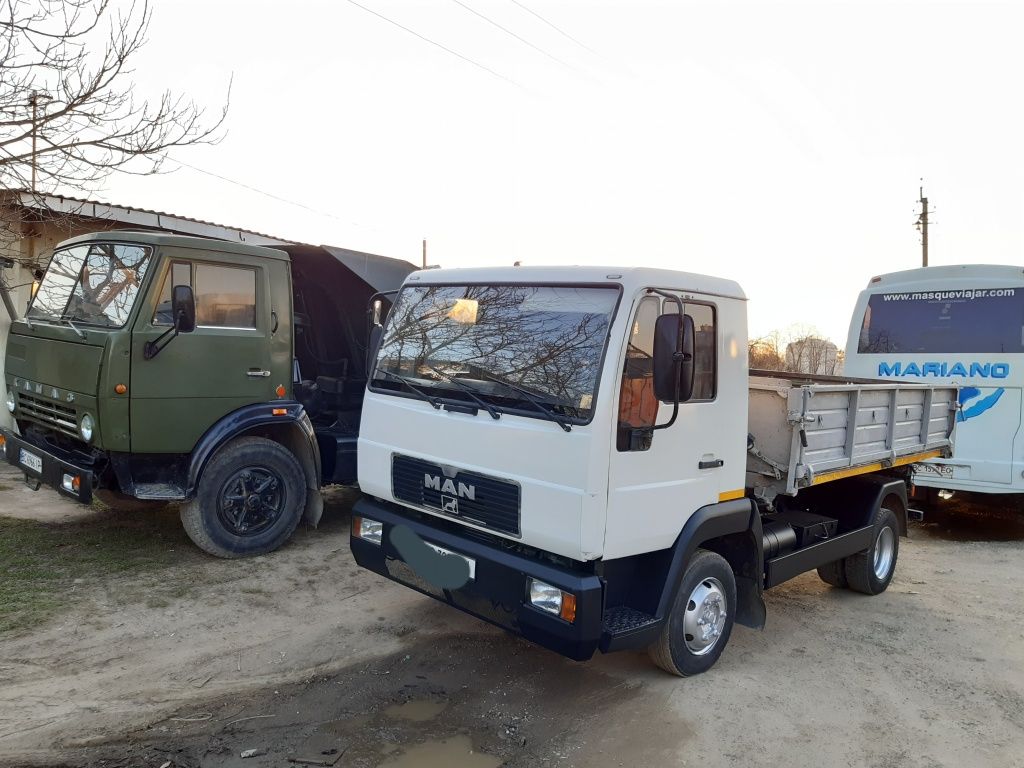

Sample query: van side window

[153,262,257,329]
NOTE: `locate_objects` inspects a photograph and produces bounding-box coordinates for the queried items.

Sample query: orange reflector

[72,476,81,492]
[0,434,5,448]
[275,384,286,398]
[272,408,287,416]
[114,383,127,395]
[352,516,362,536]
[559,593,577,623]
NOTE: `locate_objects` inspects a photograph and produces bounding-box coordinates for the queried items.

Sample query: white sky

[102,0,1024,344]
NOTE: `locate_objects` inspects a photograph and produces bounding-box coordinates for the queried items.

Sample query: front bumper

[0,427,95,503]
[350,497,604,661]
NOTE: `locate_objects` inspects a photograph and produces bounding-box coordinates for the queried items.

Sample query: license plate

[19,448,42,474]
[916,463,954,478]
[424,542,476,580]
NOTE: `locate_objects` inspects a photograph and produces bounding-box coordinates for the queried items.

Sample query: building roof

[3,189,297,247]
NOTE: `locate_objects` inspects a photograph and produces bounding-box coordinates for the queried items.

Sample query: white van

[844,264,1024,494]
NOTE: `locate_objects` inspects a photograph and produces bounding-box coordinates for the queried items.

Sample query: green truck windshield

[28,243,153,327]
[371,284,620,422]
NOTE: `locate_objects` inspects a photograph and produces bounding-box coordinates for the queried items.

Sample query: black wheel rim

[217,466,286,537]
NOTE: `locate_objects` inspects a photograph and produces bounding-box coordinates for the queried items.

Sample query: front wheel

[648,549,736,677]
[180,437,305,558]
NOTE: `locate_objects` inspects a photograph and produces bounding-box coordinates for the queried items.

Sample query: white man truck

[350,267,956,675]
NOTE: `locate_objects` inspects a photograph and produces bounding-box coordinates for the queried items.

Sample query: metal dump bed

[746,371,957,498]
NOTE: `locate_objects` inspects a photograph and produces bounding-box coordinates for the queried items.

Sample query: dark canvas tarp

[320,245,417,294]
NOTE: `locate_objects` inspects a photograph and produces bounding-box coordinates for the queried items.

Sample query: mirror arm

[143,311,183,360]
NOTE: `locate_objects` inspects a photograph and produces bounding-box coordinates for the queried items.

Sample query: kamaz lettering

[877,361,1010,378]
[423,474,476,500]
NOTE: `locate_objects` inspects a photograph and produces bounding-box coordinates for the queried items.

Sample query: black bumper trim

[350,497,604,661]
[0,427,94,503]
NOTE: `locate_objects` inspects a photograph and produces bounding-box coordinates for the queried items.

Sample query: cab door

[130,250,277,454]
[604,290,737,560]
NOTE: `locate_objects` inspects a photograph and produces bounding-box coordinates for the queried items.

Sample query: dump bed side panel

[747,375,956,497]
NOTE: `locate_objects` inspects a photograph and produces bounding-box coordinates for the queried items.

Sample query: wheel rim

[217,466,286,537]
[683,577,728,656]
[873,526,896,579]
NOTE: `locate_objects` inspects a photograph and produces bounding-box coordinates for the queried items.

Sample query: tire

[649,549,736,677]
[180,437,305,558]
[816,559,848,588]
[843,506,900,595]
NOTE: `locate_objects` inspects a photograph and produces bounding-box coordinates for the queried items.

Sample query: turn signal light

[272,408,287,416]
[275,384,286,397]
[114,383,127,395]
[559,593,577,623]
[62,473,81,493]
[0,434,6,449]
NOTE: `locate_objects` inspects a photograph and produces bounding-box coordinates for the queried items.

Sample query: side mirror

[172,285,196,333]
[652,312,695,403]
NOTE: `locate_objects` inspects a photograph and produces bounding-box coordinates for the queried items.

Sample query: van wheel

[181,437,305,558]
[649,549,736,677]
[844,507,900,595]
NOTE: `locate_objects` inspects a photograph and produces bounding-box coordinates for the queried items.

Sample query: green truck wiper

[421,364,501,420]
[478,371,572,432]
[375,369,442,410]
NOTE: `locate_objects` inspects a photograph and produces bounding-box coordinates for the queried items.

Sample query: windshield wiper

[60,317,86,338]
[477,371,572,432]
[375,368,442,410]
[421,364,501,420]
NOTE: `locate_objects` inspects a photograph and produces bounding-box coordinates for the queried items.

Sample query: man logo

[423,473,476,500]
[441,495,459,515]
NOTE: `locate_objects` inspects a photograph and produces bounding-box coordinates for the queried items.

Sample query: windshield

[858,288,1024,354]
[371,284,620,422]
[28,243,153,328]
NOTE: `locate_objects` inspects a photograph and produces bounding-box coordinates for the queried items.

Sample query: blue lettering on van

[957,386,1005,422]
[877,361,1011,378]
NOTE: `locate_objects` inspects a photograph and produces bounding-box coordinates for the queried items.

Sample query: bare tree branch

[0,0,228,194]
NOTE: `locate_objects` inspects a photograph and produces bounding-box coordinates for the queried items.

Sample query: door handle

[247,369,271,378]
[699,458,724,470]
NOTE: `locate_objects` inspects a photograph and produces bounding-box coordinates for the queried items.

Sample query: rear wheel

[843,506,900,595]
[181,437,305,558]
[649,549,736,677]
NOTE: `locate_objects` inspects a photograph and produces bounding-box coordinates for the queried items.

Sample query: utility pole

[915,184,933,268]
[422,239,427,269]
[29,90,39,195]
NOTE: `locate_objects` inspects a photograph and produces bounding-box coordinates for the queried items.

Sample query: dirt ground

[1,464,1023,768]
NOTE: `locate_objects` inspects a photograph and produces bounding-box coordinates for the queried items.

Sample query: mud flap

[303,487,324,527]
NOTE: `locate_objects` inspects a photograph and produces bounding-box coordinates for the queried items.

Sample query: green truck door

[130,254,278,454]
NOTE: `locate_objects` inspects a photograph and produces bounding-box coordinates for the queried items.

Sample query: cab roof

[57,230,290,260]
[407,265,747,300]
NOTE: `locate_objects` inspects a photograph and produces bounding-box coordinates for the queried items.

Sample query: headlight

[528,579,577,623]
[353,516,383,545]
[79,413,94,442]
[5,390,14,413]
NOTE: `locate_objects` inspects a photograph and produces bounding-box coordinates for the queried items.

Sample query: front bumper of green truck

[0,427,96,503]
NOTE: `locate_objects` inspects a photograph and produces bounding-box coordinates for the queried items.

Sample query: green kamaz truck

[0,230,414,557]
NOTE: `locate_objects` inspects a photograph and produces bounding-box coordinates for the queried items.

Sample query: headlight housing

[79,413,94,442]
[5,390,15,413]
[352,516,383,545]
[528,578,577,623]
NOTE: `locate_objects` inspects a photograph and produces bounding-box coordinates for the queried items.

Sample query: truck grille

[392,454,521,536]
[17,392,78,437]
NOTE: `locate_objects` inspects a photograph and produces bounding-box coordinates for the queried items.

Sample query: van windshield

[28,243,154,328]
[371,284,620,422]
[858,288,1024,354]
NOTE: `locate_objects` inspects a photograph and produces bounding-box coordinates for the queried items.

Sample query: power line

[507,0,599,57]
[449,0,578,73]
[344,0,521,87]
